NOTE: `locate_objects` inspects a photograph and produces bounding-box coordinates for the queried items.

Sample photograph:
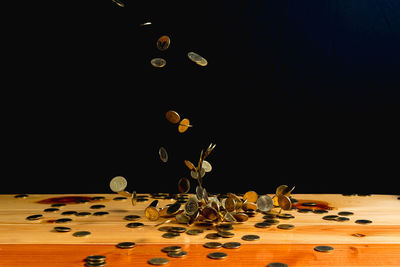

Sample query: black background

[2,0,399,195]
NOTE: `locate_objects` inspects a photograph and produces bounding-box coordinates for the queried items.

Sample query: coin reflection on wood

[151,58,166,68]
[156,35,171,51]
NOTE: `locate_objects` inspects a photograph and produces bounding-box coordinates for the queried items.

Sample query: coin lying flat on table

[26,214,43,220]
[126,222,144,228]
[151,58,166,68]
[241,234,260,241]
[222,242,241,249]
[161,246,182,253]
[207,252,227,260]
[54,226,71,232]
[355,219,372,224]
[203,242,222,248]
[116,242,136,249]
[277,224,295,230]
[73,231,91,237]
[148,257,169,265]
[314,245,334,252]
[110,176,128,193]
[167,251,187,258]
[267,263,289,267]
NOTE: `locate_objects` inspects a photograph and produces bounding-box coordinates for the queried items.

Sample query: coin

[302,202,317,206]
[126,222,144,228]
[145,206,160,221]
[314,245,334,252]
[233,212,249,222]
[44,208,59,212]
[312,209,328,214]
[26,214,43,221]
[131,191,137,206]
[169,226,187,233]
[140,22,152,27]
[201,206,218,220]
[355,219,372,224]
[51,203,66,207]
[222,242,241,249]
[162,232,180,238]
[158,226,173,232]
[93,211,109,216]
[263,218,280,225]
[151,58,166,68]
[76,212,91,217]
[241,234,260,241]
[297,208,313,213]
[202,160,212,172]
[257,195,274,212]
[243,191,258,203]
[116,242,136,249]
[224,197,236,212]
[336,216,350,222]
[322,215,339,221]
[277,224,295,230]
[187,52,208,67]
[159,147,168,163]
[175,213,191,224]
[166,202,181,215]
[117,191,132,197]
[278,195,292,210]
[85,255,106,262]
[207,252,227,260]
[167,251,187,258]
[156,35,171,51]
[184,196,199,216]
[186,229,204,235]
[177,177,190,194]
[148,257,169,265]
[352,233,366,237]
[54,226,71,232]
[161,246,182,253]
[205,233,221,239]
[61,211,77,215]
[204,242,222,248]
[90,205,106,209]
[55,218,72,223]
[72,231,91,237]
[255,222,271,228]
[15,194,29,198]
[218,231,234,238]
[124,215,141,221]
[165,110,180,124]
[178,118,190,133]
[184,160,197,171]
[110,176,128,193]
[113,196,127,201]
[111,0,124,7]
[338,211,354,216]
[267,263,289,267]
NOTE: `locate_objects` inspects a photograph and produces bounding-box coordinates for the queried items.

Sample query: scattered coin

[336,216,350,222]
[338,211,354,216]
[110,176,128,193]
[93,211,109,216]
[113,196,127,201]
[43,208,59,212]
[186,229,204,235]
[322,215,339,221]
[187,52,208,67]
[352,233,366,237]
[302,202,317,206]
[222,242,241,249]
[140,22,152,27]
[243,191,258,203]
[277,224,295,230]
[124,215,141,221]
[312,209,328,214]
[148,257,169,265]
[90,205,106,209]
[159,147,168,163]
[218,231,234,238]
[54,226,71,232]
[26,214,43,221]
[151,58,166,68]
[85,255,106,262]
[207,252,227,260]
[263,218,280,225]
[241,234,260,241]
[314,245,334,252]
[156,35,171,51]
[126,222,144,228]
[278,195,292,210]
[161,246,182,253]
[55,218,72,223]
[167,251,187,258]
[51,203,66,207]
[76,212,91,217]
[61,211,77,215]
[162,232,180,238]
[267,263,289,267]
[203,242,222,248]
[145,206,160,221]
[297,208,313,213]
[72,231,91,237]
[255,222,271,228]
[169,226,187,233]
[116,242,136,249]
[355,219,372,224]
[202,160,212,172]
[205,233,221,239]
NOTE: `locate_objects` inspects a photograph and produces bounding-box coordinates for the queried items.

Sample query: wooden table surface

[0,193,399,266]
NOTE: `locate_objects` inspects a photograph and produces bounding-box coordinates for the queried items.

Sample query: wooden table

[1,193,399,266]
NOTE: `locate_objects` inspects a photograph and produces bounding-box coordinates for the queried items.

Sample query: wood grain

[0,193,399,266]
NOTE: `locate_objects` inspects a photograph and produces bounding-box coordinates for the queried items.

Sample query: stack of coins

[85,255,106,267]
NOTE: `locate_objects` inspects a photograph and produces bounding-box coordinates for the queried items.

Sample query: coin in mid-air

[202,160,212,172]
[165,110,181,124]
[256,195,274,212]
[243,191,258,203]
[187,52,208,66]
[177,177,190,194]
[145,206,160,221]
[110,176,128,193]
[158,147,168,163]
[150,58,166,68]
[178,118,191,133]
[111,0,124,7]
[184,196,199,216]
[278,195,292,210]
[156,35,171,51]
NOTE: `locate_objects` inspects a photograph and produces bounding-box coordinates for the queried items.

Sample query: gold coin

[184,160,197,171]
[178,118,190,133]
[177,177,190,194]
[165,110,180,124]
[187,51,207,66]
[224,197,236,212]
[232,212,249,222]
[145,206,160,221]
[278,195,292,210]
[156,35,171,51]
[150,58,166,68]
[111,0,124,7]
[201,206,218,221]
[243,191,258,203]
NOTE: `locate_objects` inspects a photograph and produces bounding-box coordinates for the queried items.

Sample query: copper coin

[156,35,171,51]
[165,110,180,124]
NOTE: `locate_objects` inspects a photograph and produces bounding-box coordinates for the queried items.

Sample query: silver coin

[150,58,166,68]
[202,160,212,172]
[256,195,274,212]
[314,245,334,252]
[110,176,128,192]
[148,257,169,265]
[159,147,168,163]
[184,197,199,216]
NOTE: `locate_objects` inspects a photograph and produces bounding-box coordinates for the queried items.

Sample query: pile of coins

[84,255,107,267]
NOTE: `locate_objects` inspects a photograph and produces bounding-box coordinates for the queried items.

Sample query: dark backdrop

[2,0,399,195]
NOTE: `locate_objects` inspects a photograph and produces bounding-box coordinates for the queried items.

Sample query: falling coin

[156,35,171,51]
[243,191,258,203]
[148,257,169,265]
[159,147,168,163]
[314,245,334,252]
[202,160,212,172]
[140,22,152,27]
[178,118,191,133]
[151,58,166,68]
[111,0,124,7]
[256,195,274,212]
[110,176,128,193]
[187,52,208,67]
[278,195,292,210]
[207,252,227,260]
[165,110,181,124]
[177,177,190,194]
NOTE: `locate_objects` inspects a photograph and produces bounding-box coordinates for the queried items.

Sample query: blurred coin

[312,209,328,214]
[116,242,136,249]
[302,202,317,206]
[322,215,339,221]
[184,160,197,171]
[165,110,180,124]
[201,206,218,220]
[263,218,280,225]
[126,222,144,228]
[241,234,260,241]
[178,118,190,133]
[15,194,29,198]
[355,219,372,224]
[186,229,204,235]
[338,211,354,216]
[148,257,169,265]
[224,197,236,212]
[110,176,128,193]
[151,58,166,68]
[72,231,91,237]
[131,191,137,206]
[336,216,350,222]
[76,212,91,217]
[207,252,227,260]
[267,263,289,267]
[156,35,171,51]
[187,52,208,67]
[204,242,222,248]
[222,242,241,249]
[257,195,274,212]
[167,251,187,258]
[242,202,257,211]
[243,191,258,203]
[145,206,160,221]
[54,226,71,232]
[297,208,312,213]
[90,205,105,209]
[255,222,271,228]
[44,208,59,212]
[278,195,292,210]
[314,245,334,252]
[113,196,127,201]
[111,0,124,7]
[277,213,295,219]
[61,211,77,216]
[196,186,204,200]
[161,246,182,253]
[93,211,109,216]
[169,226,187,233]
[162,232,180,238]
[202,160,212,172]
[117,191,132,198]
[277,224,295,230]
[166,202,181,215]
[175,213,190,224]
[159,147,168,163]
[178,177,190,194]
[55,218,72,223]
[185,196,199,216]
[140,22,152,27]
[232,212,248,222]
